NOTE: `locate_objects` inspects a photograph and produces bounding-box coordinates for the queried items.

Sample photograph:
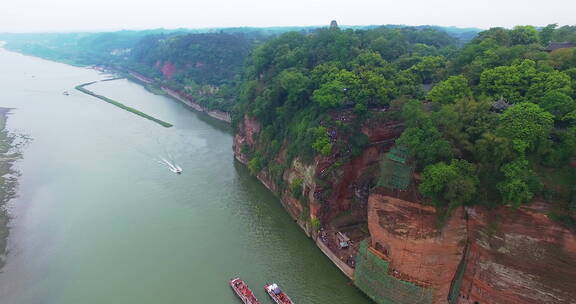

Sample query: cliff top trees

[237,26,458,166]
[427,75,472,104]
[497,102,554,153]
[419,159,479,209]
[234,24,576,211]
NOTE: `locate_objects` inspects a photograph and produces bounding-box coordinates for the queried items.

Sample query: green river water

[0,49,372,304]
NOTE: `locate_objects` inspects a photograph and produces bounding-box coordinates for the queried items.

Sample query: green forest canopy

[233,24,576,214]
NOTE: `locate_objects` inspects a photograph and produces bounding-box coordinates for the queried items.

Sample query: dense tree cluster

[235,25,576,215]
[235,27,458,175]
[398,25,576,211]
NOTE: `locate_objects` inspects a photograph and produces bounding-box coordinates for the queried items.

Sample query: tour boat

[264,283,294,304]
[230,278,261,304]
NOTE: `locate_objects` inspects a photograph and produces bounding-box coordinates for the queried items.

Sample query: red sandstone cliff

[367,193,576,304]
[233,114,576,304]
[457,204,576,304]
[233,114,403,229]
[368,194,467,304]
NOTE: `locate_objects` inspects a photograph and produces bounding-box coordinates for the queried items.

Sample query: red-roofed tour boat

[230,277,261,304]
[264,283,294,304]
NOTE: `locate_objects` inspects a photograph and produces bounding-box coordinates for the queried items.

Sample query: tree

[312,69,360,108]
[526,70,572,100]
[510,26,539,45]
[427,75,472,104]
[410,56,446,84]
[475,27,512,46]
[434,98,496,156]
[278,69,310,106]
[497,158,541,207]
[356,70,395,106]
[351,50,388,70]
[396,120,453,168]
[473,132,515,174]
[397,100,454,168]
[548,48,576,70]
[479,59,538,103]
[311,126,332,156]
[540,24,558,45]
[538,90,576,121]
[419,159,479,207]
[248,153,264,175]
[312,80,346,108]
[497,102,554,152]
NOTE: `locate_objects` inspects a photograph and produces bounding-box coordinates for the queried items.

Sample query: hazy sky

[1,0,574,33]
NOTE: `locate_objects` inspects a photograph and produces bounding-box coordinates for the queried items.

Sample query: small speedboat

[170,166,183,174]
[159,157,182,174]
[63,91,70,96]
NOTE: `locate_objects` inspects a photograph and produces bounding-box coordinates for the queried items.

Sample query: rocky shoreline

[0,108,22,270]
[127,72,231,124]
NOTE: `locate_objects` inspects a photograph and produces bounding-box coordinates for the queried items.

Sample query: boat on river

[158,157,182,174]
[230,277,261,304]
[264,283,294,304]
[170,165,183,174]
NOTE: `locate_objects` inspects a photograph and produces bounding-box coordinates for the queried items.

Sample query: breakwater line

[75,81,173,128]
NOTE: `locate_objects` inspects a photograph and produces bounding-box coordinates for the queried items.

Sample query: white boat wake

[157,157,182,174]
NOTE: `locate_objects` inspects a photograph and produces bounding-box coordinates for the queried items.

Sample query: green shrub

[290,177,304,199]
[311,218,321,231]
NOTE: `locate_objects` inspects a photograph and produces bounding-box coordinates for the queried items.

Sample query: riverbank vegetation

[75,82,173,128]
[233,24,576,224]
[0,108,28,269]
[3,24,575,223]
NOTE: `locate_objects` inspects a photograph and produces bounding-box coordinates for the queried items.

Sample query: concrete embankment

[75,81,173,128]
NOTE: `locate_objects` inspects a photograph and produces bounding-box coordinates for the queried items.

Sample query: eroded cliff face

[367,194,467,304]
[233,115,261,164]
[233,114,576,304]
[233,115,403,230]
[367,193,576,304]
[457,204,576,304]
[318,120,404,223]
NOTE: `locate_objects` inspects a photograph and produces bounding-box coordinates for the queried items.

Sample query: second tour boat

[264,283,294,304]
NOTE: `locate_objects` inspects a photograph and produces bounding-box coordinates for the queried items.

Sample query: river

[0,49,372,304]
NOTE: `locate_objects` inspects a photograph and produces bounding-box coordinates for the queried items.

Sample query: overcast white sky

[1,0,574,33]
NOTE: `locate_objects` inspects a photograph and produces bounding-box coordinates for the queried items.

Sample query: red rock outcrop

[457,205,576,304]
[319,121,403,222]
[160,62,176,79]
[233,115,261,164]
[362,120,404,143]
[368,194,467,304]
